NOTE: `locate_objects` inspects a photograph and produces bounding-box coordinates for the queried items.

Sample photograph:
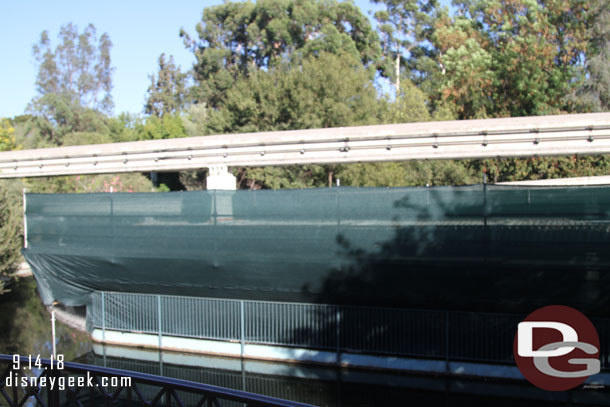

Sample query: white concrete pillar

[206,165,237,190]
[207,165,236,221]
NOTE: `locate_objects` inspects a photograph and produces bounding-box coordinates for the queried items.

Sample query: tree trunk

[395,52,400,96]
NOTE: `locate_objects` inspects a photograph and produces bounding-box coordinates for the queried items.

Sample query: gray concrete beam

[1,112,610,178]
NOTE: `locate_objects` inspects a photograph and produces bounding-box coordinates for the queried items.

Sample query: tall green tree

[575,0,610,112]
[28,95,110,144]
[372,0,438,94]
[145,53,188,117]
[29,23,114,144]
[408,0,590,119]
[418,0,610,182]
[0,119,22,294]
[0,180,22,295]
[0,119,16,151]
[138,114,188,140]
[182,0,382,107]
[206,51,381,134]
[385,78,431,123]
[0,119,21,294]
[183,103,210,138]
[32,23,113,112]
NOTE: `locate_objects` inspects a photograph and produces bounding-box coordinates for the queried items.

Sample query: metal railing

[87,291,610,371]
[0,355,314,407]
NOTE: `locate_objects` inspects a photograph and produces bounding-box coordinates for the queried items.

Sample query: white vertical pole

[395,51,400,96]
[157,295,162,349]
[22,188,27,248]
[240,300,245,358]
[51,310,57,358]
[101,292,106,342]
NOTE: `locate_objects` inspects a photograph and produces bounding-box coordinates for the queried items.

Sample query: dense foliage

[0,180,22,294]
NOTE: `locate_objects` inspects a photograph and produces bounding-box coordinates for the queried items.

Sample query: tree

[32,23,113,112]
[29,23,114,144]
[0,119,21,294]
[0,119,16,151]
[385,78,431,123]
[336,160,479,187]
[0,181,22,295]
[183,103,210,138]
[145,54,188,117]
[138,114,188,140]
[430,12,495,118]
[0,127,22,294]
[25,173,156,194]
[409,0,590,119]
[28,95,110,144]
[107,113,143,143]
[469,155,610,184]
[182,0,382,107]
[1,120,24,294]
[206,51,381,134]
[574,0,610,112]
[372,0,438,94]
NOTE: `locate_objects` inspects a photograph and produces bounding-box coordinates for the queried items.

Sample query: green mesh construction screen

[22,185,610,316]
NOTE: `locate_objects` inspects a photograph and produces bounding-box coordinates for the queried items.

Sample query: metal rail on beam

[1,112,610,178]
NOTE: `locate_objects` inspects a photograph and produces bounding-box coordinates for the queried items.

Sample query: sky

[0,0,389,119]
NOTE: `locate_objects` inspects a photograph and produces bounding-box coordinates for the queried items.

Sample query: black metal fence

[0,355,314,407]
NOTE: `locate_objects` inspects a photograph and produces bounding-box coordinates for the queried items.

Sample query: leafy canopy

[32,23,114,113]
[29,23,114,145]
[145,53,188,117]
[182,0,382,107]
[427,0,589,118]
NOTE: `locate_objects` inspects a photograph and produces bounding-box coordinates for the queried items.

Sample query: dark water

[78,346,609,407]
[0,277,91,358]
[1,277,608,406]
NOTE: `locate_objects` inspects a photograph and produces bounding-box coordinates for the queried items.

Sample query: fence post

[445,311,450,373]
[336,307,341,366]
[213,189,218,225]
[158,295,163,349]
[101,292,106,342]
[240,300,245,358]
[103,342,107,366]
[22,188,27,249]
[241,359,246,392]
[47,369,59,407]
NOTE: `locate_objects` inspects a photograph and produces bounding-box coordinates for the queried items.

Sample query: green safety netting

[22,185,610,316]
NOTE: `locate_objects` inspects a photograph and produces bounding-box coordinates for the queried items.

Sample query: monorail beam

[1,112,610,178]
